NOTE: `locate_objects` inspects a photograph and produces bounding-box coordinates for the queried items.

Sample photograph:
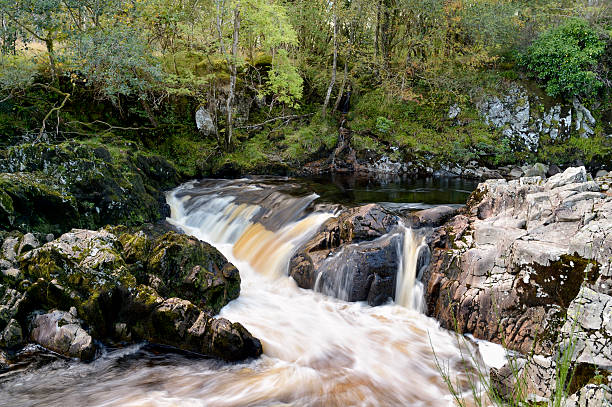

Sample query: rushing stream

[1,175,487,407]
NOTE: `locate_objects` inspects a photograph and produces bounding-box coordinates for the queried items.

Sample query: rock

[0,349,8,369]
[547,164,562,177]
[477,84,599,153]
[313,233,402,305]
[524,163,548,178]
[13,226,260,362]
[195,106,217,136]
[289,204,399,297]
[545,167,587,190]
[0,318,23,348]
[596,170,608,179]
[145,232,240,314]
[131,297,262,361]
[508,167,524,179]
[2,237,18,262]
[30,310,95,360]
[425,166,612,400]
[17,233,39,256]
[408,206,459,228]
[448,104,461,119]
[0,142,179,234]
[565,384,612,407]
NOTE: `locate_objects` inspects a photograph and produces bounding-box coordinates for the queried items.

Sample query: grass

[432,301,582,407]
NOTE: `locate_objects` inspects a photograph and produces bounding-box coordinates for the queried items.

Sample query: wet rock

[30,309,95,360]
[314,233,402,305]
[289,204,416,306]
[132,297,262,361]
[0,318,23,348]
[0,348,8,369]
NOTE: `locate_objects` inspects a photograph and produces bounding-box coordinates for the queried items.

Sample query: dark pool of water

[256,173,479,207]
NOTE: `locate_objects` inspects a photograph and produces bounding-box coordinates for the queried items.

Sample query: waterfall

[1,178,480,407]
[395,226,428,310]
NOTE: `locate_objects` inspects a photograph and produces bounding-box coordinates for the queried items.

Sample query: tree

[521,18,606,98]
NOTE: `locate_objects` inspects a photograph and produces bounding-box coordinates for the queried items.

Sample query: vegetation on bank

[0,0,610,177]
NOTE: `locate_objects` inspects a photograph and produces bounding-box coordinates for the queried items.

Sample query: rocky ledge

[425,167,612,401]
[0,226,262,365]
[0,141,179,235]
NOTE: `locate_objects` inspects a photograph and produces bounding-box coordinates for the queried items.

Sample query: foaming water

[396,227,429,310]
[0,178,480,407]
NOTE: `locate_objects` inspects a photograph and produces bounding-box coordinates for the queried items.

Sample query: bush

[520,19,606,99]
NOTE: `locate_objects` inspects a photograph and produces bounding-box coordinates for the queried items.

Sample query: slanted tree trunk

[322,13,337,116]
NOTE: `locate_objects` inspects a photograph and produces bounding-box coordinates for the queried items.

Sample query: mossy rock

[0,141,179,234]
[145,232,240,314]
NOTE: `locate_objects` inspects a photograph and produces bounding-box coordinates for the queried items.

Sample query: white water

[396,227,427,310]
[161,180,476,406]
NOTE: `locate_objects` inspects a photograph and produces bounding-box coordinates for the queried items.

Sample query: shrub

[520,19,606,99]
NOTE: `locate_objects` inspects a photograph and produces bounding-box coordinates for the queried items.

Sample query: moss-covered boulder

[2,226,260,362]
[0,141,180,234]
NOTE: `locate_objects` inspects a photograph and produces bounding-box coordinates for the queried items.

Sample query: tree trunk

[322,13,337,116]
[333,60,348,113]
[225,6,240,149]
[45,39,58,81]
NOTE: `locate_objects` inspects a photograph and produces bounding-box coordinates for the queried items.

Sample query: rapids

[0,177,485,407]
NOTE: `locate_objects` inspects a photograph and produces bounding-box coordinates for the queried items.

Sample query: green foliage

[71,25,164,101]
[265,50,303,107]
[521,19,606,98]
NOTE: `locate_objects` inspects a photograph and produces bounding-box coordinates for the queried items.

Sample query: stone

[408,206,460,228]
[448,104,461,119]
[509,167,524,179]
[524,163,549,178]
[30,310,95,360]
[565,384,612,407]
[2,237,18,262]
[0,318,23,348]
[596,170,608,179]
[17,233,39,256]
[195,106,217,136]
[547,165,562,177]
[546,167,587,190]
[0,141,179,235]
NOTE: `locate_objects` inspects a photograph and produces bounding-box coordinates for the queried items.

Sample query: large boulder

[289,204,404,305]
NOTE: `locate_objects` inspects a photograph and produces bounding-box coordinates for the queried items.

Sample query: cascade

[1,178,480,407]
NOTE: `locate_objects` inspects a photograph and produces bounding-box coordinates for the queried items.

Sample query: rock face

[0,142,179,234]
[425,167,612,398]
[477,84,598,151]
[0,226,261,362]
[290,204,405,305]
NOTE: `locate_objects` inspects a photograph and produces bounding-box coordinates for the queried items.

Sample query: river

[1,175,494,407]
